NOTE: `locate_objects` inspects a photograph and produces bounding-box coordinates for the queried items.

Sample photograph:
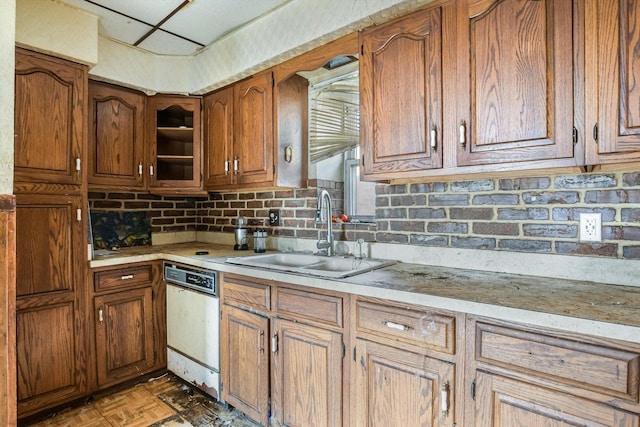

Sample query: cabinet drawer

[94,265,153,293]
[475,322,640,402]
[276,287,343,328]
[356,300,455,354]
[222,275,270,312]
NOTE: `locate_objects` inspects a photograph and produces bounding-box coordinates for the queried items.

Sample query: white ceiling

[59,0,293,56]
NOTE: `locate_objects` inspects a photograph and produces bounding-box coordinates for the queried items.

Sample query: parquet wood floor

[24,374,259,427]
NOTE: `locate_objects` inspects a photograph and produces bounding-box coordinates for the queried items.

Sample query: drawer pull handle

[120,274,134,280]
[441,382,449,417]
[383,321,410,331]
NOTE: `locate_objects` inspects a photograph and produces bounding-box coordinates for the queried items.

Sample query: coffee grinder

[234,216,249,250]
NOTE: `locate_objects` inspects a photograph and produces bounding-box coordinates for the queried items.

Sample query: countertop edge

[89,247,640,344]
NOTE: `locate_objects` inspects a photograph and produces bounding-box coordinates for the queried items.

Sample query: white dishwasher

[164,262,221,401]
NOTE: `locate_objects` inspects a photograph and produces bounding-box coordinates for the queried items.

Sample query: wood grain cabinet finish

[586,0,640,164]
[203,72,306,191]
[14,48,87,189]
[354,339,455,427]
[271,318,343,427]
[233,71,275,186]
[147,95,203,193]
[455,0,577,167]
[203,86,234,189]
[15,193,88,418]
[468,318,640,425]
[88,81,147,189]
[360,5,445,179]
[353,298,459,427]
[94,287,154,388]
[221,304,270,426]
[475,371,639,426]
[92,262,166,390]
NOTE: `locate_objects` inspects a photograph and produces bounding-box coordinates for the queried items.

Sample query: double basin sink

[226,252,396,278]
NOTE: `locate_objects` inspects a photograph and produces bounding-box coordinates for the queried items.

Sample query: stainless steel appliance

[164,262,221,400]
[234,215,249,250]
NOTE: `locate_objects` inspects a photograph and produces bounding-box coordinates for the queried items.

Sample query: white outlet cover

[579,212,602,242]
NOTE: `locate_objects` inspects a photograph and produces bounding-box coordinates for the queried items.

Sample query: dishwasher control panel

[164,262,217,296]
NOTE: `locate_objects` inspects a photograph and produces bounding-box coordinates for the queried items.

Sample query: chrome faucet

[315,189,334,256]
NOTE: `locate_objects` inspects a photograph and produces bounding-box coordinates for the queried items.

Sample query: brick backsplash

[89,172,640,260]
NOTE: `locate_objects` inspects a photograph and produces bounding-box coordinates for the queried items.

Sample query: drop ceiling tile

[60,0,152,44]
[88,0,183,25]
[138,30,202,56]
[160,0,292,46]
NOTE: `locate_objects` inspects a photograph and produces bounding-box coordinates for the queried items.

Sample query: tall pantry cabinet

[13,48,90,418]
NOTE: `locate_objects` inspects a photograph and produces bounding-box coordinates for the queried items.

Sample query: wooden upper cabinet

[233,71,274,186]
[203,86,234,188]
[360,6,445,179]
[88,81,146,189]
[455,0,577,167]
[14,48,87,188]
[586,0,640,164]
[148,95,203,193]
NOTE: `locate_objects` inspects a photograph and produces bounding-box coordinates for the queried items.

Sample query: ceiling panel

[160,0,292,46]
[138,30,203,56]
[59,0,293,55]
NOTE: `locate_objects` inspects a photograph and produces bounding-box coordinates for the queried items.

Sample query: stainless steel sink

[225,252,396,278]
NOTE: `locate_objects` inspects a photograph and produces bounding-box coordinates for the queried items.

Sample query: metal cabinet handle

[120,274,134,280]
[149,165,154,176]
[76,208,82,222]
[441,382,449,417]
[138,162,143,176]
[233,158,239,175]
[430,125,437,149]
[383,321,410,331]
[75,157,81,171]
[271,333,278,353]
[98,308,104,324]
[459,120,467,146]
[224,160,230,175]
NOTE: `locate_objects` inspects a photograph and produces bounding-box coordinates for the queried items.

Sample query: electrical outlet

[268,209,281,226]
[579,212,602,242]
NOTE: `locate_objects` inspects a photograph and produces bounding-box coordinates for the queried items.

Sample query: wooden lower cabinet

[475,372,639,426]
[353,339,454,427]
[92,262,166,390]
[94,287,154,388]
[271,318,343,427]
[221,304,270,426]
[15,193,88,418]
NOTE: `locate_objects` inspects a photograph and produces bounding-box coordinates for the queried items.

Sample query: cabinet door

[203,86,234,189]
[586,0,640,164]
[14,48,86,187]
[15,194,88,417]
[148,95,203,192]
[221,305,270,426]
[456,0,576,166]
[88,82,146,189]
[233,71,274,186]
[271,318,342,427]
[354,339,455,427]
[360,6,444,178]
[475,371,640,426]
[94,287,154,388]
